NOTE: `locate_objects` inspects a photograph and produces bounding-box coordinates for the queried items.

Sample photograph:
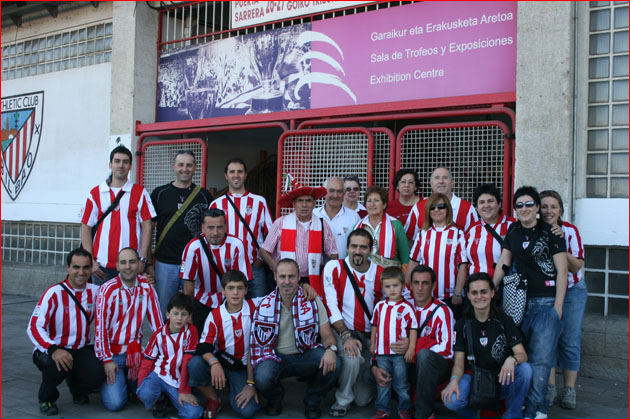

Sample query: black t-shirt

[151,183,213,264]
[504,221,566,298]
[454,313,523,371]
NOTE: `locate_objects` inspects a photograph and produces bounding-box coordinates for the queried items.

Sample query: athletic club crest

[480,337,488,346]
[234,329,243,338]
[1,91,44,200]
[254,322,275,346]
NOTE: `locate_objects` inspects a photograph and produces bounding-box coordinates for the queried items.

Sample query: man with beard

[321,229,384,417]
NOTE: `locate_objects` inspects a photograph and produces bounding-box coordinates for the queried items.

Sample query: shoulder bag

[154,185,202,253]
[196,234,225,278]
[225,194,261,251]
[465,320,501,410]
[342,259,372,321]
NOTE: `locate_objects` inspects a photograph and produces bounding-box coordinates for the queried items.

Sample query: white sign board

[231,1,374,29]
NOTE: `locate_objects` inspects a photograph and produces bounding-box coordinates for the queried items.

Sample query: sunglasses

[430,203,448,211]
[514,201,536,209]
[346,187,360,192]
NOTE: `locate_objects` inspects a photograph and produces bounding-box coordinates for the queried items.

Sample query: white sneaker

[534,411,548,419]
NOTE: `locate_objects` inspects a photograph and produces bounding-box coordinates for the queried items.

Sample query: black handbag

[465,320,500,410]
[215,350,246,371]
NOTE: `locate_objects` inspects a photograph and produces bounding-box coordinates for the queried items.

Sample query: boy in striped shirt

[370,267,417,419]
[137,293,202,419]
[187,270,260,419]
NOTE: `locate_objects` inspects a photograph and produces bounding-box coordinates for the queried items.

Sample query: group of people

[27,145,586,420]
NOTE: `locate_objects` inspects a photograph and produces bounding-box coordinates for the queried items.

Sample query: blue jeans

[444,363,533,419]
[554,280,588,371]
[187,356,260,418]
[155,260,184,318]
[137,371,203,419]
[520,297,562,418]
[246,264,270,299]
[254,348,340,409]
[374,354,412,413]
[92,266,118,286]
[100,353,137,411]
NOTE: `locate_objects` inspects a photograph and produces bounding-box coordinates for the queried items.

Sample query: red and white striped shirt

[94,275,163,363]
[27,279,100,353]
[409,225,468,299]
[80,181,156,269]
[413,298,454,359]
[200,299,258,364]
[262,215,337,278]
[466,215,516,278]
[562,221,584,288]
[210,192,273,263]
[371,300,417,355]
[405,194,478,241]
[322,258,383,333]
[180,234,253,308]
[143,322,198,388]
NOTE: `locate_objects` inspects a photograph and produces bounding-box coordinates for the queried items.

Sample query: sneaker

[329,402,348,417]
[561,386,577,409]
[372,409,389,419]
[534,411,548,419]
[39,401,58,416]
[203,398,222,419]
[546,384,557,407]
[72,394,89,405]
[152,394,169,418]
[399,409,413,419]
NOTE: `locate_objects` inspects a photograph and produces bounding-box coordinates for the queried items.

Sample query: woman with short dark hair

[386,169,421,224]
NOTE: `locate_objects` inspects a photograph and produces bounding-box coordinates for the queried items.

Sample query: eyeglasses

[346,187,360,192]
[430,203,447,211]
[514,201,536,209]
[204,208,225,217]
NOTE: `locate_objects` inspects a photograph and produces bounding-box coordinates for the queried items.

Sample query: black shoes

[39,401,58,416]
[72,394,89,405]
[305,406,322,419]
[264,400,283,416]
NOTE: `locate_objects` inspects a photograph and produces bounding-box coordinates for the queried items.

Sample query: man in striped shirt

[95,247,164,412]
[408,265,455,419]
[181,208,253,334]
[80,146,156,285]
[209,158,273,298]
[322,228,383,417]
[405,167,478,240]
[27,248,105,416]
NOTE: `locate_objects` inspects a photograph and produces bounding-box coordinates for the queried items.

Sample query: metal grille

[371,128,394,199]
[399,125,507,202]
[159,2,414,51]
[141,140,205,193]
[1,221,81,266]
[278,130,372,216]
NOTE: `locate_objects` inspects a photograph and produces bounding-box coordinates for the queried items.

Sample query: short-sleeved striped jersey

[143,322,198,388]
[371,299,417,355]
[562,221,585,288]
[466,215,515,278]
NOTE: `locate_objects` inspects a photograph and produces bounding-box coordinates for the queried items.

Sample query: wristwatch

[325,345,338,354]
[139,257,148,264]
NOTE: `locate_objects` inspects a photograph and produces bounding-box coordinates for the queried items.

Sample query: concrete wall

[514,2,575,213]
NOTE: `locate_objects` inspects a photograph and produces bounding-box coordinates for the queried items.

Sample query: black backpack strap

[91,189,126,237]
[58,282,91,322]
[225,194,261,251]
[342,259,372,321]
[418,303,445,334]
[465,319,476,365]
[196,234,224,278]
[484,223,505,248]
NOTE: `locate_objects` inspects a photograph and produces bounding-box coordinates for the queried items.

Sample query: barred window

[584,245,629,316]
[1,22,112,81]
[586,2,629,198]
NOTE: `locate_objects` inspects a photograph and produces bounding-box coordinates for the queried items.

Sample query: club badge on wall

[1,91,44,200]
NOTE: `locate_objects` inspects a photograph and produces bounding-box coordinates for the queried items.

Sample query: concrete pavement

[2,293,628,419]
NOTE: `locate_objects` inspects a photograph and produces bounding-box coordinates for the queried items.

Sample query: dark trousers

[411,349,451,418]
[192,299,212,336]
[33,346,105,403]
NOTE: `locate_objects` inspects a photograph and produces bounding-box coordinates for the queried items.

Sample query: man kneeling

[251,259,340,419]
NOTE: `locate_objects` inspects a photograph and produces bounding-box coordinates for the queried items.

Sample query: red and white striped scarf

[280,213,323,288]
[358,213,397,259]
[250,286,320,367]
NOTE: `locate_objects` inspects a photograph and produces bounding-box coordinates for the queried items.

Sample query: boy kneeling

[137,293,203,419]
[187,270,260,419]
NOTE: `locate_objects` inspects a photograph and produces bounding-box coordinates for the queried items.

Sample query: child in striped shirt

[370,267,418,419]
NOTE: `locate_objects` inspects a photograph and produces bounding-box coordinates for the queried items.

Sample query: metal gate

[397,121,513,213]
[276,128,376,217]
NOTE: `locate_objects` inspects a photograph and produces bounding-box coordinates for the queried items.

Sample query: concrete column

[515,3,575,210]
[110,2,159,182]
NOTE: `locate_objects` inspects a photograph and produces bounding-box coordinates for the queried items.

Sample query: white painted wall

[575,198,629,246]
[1,63,112,222]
